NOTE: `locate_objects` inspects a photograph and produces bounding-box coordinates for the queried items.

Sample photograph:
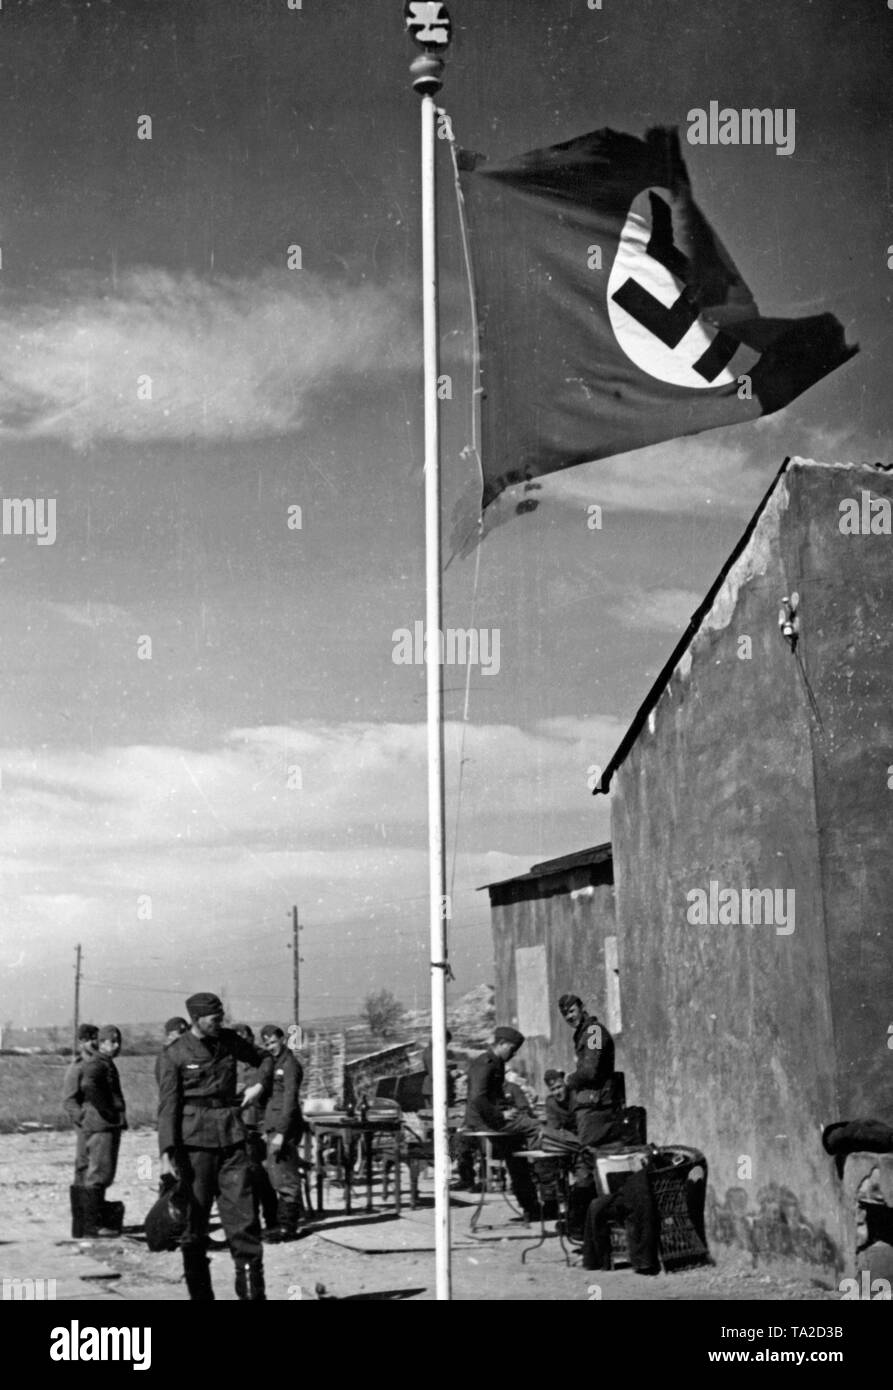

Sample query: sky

[0,0,889,1028]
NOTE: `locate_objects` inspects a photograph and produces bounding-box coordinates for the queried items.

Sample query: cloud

[0,268,411,448]
[532,422,863,520]
[454,421,864,558]
[610,587,703,632]
[0,717,619,1021]
[0,716,620,863]
[540,434,774,517]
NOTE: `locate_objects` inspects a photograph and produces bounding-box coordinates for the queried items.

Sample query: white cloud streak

[0,717,620,863]
[533,423,858,519]
[0,717,619,1020]
[611,587,704,632]
[0,268,411,448]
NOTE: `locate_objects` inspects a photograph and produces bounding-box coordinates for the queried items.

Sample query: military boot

[234,1256,266,1301]
[80,1186,119,1238]
[280,1194,303,1240]
[262,1194,301,1243]
[69,1185,86,1239]
[182,1249,215,1301]
[567,1183,592,1243]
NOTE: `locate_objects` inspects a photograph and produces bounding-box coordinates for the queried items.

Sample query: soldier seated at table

[463,1026,541,1221]
[543,1069,576,1135]
[582,1167,660,1276]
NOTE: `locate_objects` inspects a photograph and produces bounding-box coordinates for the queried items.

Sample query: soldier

[559,993,624,1238]
[257,1024,305,1242]
[154,1017,189,1086]
[233,1023,278,1234]
[581,1166,660,1275]
[80,1025,127,1238]
[157,992,267,1301]
[464,1025,540,1220]
[62,1023,99,1237]
[543,1069,575,1133]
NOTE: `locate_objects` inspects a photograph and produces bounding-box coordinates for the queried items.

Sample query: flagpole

[406,5,453,1304]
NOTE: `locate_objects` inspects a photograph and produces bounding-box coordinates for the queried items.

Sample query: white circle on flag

[607,188,757,389]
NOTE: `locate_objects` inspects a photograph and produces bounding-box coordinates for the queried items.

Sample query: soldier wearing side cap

[463,1025,540,1220]
[558,993,624,1239]
[256,1024,305,1242]
[157,992,267,1301]
[80,1024,128,1238]
[62,1022,99,1237]
[543,1069,576,1134]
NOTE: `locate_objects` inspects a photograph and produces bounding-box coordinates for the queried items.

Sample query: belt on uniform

[185,1098,235,1109]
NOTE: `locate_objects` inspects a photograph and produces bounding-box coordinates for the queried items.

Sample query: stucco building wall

[610,460,893,1271]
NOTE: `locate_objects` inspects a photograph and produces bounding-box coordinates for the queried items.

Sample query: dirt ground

[0,1129,840,1302]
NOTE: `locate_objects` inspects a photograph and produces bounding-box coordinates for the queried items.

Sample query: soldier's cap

[260,1024,284,1041]
[98,1024,121,1041]
[544,1068,565,1084]
[558,994,583,1016]
[493,1025,525,1048]
[164,1017,188,1034]
[185,992,224,1020]
[77,1023,99,1042]
[233,1023,254,1040]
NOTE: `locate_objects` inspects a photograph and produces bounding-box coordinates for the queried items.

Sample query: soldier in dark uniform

[80,1025,127,1237]
[543,1069,576,1134]
[559,993,624,1238]
[257,1024,305,1242]
[157,992,267,1301]
[463,1025,540,1220]
[62,1023,99,1236]
[233,1024,278,1234]
[154,1017,189,1086]
[582,1166,660,1275]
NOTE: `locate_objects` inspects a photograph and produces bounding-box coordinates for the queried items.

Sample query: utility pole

[289,906,301,1027]
[73,944,82,1056]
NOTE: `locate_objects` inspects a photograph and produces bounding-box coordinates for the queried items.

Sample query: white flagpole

[407,8,453,1304]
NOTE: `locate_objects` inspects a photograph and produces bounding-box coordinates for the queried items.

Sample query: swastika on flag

[607,187,758,389]
[405,1,451,48]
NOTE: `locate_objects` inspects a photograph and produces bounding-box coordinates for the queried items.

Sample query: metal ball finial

[410,52,445,96]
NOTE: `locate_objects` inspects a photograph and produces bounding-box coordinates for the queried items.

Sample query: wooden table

[305,1114,403,1216]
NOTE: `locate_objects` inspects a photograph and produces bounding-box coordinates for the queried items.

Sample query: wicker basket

[648,1145,710,1271]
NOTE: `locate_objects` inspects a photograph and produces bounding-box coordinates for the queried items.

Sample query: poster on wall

[515,944,551,1040]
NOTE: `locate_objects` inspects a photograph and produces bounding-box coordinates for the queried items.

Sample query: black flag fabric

[457,127,857,512]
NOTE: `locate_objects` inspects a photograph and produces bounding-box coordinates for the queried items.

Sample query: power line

[213,907,490,951]
[81,977,365,1006]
